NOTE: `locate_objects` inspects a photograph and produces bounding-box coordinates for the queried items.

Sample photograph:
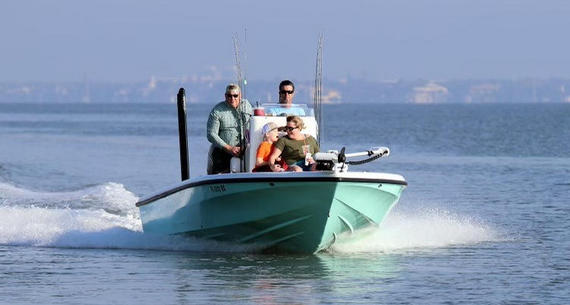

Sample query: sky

[2,0,570,82]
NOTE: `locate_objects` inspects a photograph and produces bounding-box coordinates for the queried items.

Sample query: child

[252,122,286,172]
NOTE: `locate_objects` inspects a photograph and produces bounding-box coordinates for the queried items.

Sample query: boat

[135,89,407,254]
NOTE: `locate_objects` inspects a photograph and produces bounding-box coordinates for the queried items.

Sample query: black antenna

[177,88,190,181]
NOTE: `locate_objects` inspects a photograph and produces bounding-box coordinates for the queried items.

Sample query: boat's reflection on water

[165,250,401,303]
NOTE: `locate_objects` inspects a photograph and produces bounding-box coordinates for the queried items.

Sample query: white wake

[330,208,501,254]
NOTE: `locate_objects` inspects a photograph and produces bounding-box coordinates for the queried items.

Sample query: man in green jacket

[207,84,253,174]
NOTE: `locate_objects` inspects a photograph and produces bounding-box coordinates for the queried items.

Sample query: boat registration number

[209,185,227,192]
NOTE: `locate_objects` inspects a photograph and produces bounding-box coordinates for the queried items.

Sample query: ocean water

[0,103,569,304]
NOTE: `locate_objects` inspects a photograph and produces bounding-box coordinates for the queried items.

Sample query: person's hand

[271,164,284,172]
[229,146,241,157]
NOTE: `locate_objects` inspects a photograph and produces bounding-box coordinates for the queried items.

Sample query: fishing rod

[313,34,324,147]
[232,33,246,100]
[232,32,249,171]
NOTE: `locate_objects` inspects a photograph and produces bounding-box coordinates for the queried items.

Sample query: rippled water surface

[1,103,569,304]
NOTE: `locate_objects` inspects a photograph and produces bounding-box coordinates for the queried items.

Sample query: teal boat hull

[136,172,406,253]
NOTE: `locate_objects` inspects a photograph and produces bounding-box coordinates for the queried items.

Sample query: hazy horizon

[3,0,570,82]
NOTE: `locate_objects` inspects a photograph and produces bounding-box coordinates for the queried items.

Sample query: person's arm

[207,110,237,155]
[255,157,265,167]
[306,136,319,164]
[238,99,254,131]
[244,99,254,116]
[268,147,283,172]
[255,143,269,167]
[312,136,320,153]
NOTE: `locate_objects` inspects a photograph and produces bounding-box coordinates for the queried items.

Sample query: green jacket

[206,100,253,149]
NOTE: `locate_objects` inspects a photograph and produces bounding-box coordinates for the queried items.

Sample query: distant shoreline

[1,78,570,104]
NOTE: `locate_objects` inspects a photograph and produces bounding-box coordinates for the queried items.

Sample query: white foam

[1,182,502,254]
[0,182,265,253]
[330,208,501,254]
[0,182,139,216]
[0,206,267,253]
[0,206,139,245]
[0,181,141,248]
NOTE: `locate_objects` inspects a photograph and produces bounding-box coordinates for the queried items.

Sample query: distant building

[411,82,448,104]
[312,88,342,104]
[466,83,501,103]
[322,89,342,104]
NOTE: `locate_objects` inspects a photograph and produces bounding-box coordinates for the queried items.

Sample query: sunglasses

[226,94,239,98]
[279,90,294,95]
[283,126,297,132]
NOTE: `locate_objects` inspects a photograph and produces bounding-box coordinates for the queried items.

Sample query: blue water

[1,103,569,304]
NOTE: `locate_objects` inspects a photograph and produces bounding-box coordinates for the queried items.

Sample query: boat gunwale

[136,172,407,207]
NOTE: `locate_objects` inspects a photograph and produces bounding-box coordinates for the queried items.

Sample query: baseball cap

[261,122,278,135]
